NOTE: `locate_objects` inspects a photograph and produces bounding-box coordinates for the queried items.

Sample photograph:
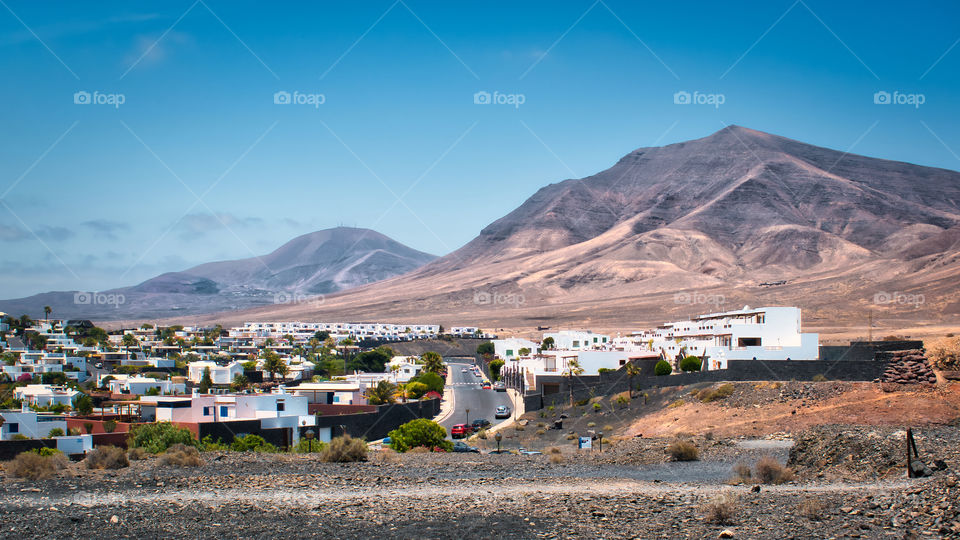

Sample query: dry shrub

[667,440,699,461]
[811,374,828,382]
[160,444,202,467]
[547,447,562,454]
[603,425,614,432]
[536,429,546,435]
[798,497,827,520]
[85,445,129,470]
[549,453,564,464]
[127,447,148,461]
[320,435,368,463]
[514,425,525,432]
[755,456,795,484]
[668,399,685,409]
[407,446,431,454]
[698,384,735,403]
[729,462,752,483]
[928,337,960,370]
[8,450,70,480]
[372,448,400,464]
[703,492,737,525]
[566,434,577,440]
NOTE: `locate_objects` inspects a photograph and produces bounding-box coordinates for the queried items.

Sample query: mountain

[195,126,960,338]
[0,227,436,320]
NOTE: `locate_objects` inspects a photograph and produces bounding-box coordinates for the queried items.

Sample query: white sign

[578,436,592,450]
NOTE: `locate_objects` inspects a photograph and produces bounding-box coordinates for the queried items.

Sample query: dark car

[471,418,491,431]
[453,441,480,453]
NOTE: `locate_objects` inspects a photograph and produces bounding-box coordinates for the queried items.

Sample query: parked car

[453,441,480,453]
[518,447,542,456]
[493,381,506,392]
[471,418,491,431]
[495,406,511,419]
[451,423,471,439]
[461,368,468,373]
[382,436,391,446]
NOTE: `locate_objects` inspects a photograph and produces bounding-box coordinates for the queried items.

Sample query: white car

[495,405,511,419]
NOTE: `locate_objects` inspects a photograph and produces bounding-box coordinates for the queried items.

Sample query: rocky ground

[1,430,958,539]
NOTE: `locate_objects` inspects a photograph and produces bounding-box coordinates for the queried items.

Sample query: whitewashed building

[187,361,244,385]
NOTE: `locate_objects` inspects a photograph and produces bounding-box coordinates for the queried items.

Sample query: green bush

[592,402,602,412]
[293,437,328,454]
[128,422,197,453]
[230,434,277,453]
[679,356,702,372]
[404,381,429,399]
[32,447,63,457]
[388,418,452,453]
[200,435,229,451]
[47,428,64,438]
[409,371,444,394]
[654,360,673,376]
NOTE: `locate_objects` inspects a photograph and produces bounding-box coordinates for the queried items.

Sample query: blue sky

[1,0,959,298]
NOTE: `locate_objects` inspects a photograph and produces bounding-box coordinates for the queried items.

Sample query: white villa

[616,306,819,368]
[106,375,186,396]
[492,338,539,360]
[13,384,80,408]
[187,361,244,385]
[0,409,67,440]
[543,330,610,351]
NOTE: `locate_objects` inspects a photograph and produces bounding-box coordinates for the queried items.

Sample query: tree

[403,381,429,400]
[679,356,702,372]
[47,427,64,438]
[73,394,93,415]
[518,348,531,357]
[349,348,391,373]
[410,371,444,394]
[388,418,452,452]
[489,359,505,381]
[625,362,641,398]
[420,351,444,374]
[476,342,495,357]
[43,306,51,321]
[654,360,673,376]
[231,373,249,392]
[541,337,555,350]
[365,380,397,405]
[262,350,285,381]
[567,359,583,406]
[199,367,213,393]
[121,333,138,350]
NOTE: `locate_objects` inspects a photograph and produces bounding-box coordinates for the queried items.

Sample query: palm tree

[231,373,249,392]
[421,351,444,374]
[567,358,583,407]
[625,362,641,398]
[365,380,397,405]
[43,306,51,322]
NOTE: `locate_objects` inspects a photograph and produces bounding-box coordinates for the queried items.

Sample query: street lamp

[495,431,502,453]
[465,408,470,427]
[304,429,315,453]
[598,431,603,453]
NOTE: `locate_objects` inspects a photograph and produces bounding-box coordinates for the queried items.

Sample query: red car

[451,423,472,439]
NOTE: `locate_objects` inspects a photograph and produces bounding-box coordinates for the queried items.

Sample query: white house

[0,409,67,440]
[492,338,539,360]
[543,330,610,351]
[388,356,423,383]
[188,361,244,385]
[107,375,186,396]
[13,384,80,408]
[288,381,366,405]
[616,306,819,369]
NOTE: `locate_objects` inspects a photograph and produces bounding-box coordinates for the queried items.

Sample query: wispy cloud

[81,219,129,240]
[0,223,73,242]
[174,212,263,238]
[0,13,164,46]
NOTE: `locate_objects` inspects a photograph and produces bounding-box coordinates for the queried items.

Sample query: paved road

[439,361,514,435]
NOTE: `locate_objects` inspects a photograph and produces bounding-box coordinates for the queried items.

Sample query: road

[439,361,514,436]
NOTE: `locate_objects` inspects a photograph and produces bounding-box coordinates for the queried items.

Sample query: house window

[219,406,228,417]
[506,349,513,357]
[8,423,18,433]
[593,337,598,343]
[738,337,761,347]
[203,407,212,416]
[572,341,580,348]
[277,402,285,412]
